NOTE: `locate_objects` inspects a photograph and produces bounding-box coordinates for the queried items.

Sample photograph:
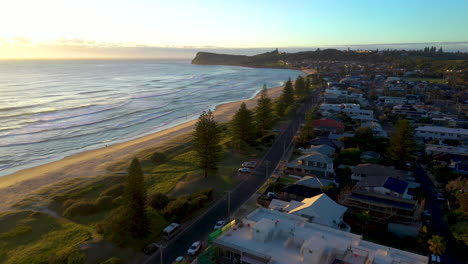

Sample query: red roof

[314,119,344,129]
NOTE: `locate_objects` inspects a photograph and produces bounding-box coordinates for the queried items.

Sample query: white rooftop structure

[415,126,468,141]
[319,103,373,119]
[214,208,428,264]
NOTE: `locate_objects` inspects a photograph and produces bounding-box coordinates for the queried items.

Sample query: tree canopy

[231,102,255,143]
[123,158,149,239]
[387,119,415,166]
[256,85,274,134]
[193,110,223,178]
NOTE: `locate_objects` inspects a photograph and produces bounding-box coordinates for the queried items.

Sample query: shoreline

[0,71,306,211]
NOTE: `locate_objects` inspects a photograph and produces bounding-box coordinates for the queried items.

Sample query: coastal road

[144,89,323,264]
[414,163,464,264]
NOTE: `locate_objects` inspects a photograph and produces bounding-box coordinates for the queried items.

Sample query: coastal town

[1,48,467,264]
[2,1,468,263]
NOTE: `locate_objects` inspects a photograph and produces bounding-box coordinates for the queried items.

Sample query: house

[300,144,335,157]
[392,104,428,120]
[360,121,387,137]
[278,176,336,201]
[425,144,468,155]
[377,96,408,105]
[285,152,335,177]
[351,164,408,184]
[310,138,344,151]
[313,118,345,135]
[415,126,468,141]
[212,208,428,264]
[269,194,348,230]
[356,176,412,200]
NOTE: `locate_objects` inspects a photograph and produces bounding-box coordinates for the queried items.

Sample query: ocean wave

[131,89,181,99]
[0,102,171,138]
[77,89,113,95]
[0,110,175,147]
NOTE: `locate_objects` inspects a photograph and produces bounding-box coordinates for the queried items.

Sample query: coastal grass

[0,210,92,264]
[405,77,448,84]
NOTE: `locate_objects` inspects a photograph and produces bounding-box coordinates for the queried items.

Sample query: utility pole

[227,191,231,221]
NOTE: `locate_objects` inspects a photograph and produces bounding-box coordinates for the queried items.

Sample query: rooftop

[214,208,427,264]
[415,126,468,135]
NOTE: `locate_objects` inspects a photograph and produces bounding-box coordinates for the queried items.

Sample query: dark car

[143,243,159,255]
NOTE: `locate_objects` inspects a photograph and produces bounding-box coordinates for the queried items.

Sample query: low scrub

[100,184,125,198]
[0,210,91,264]
[62,196,117,218]
[63,200,97,218]
[148,192,169,210]
[162,188,214,222]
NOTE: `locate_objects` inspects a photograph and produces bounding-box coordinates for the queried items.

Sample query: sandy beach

[0,79,296,211]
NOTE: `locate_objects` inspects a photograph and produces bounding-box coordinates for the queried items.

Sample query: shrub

[100,184,125,198]
[148,193,169,210]
[95,196,114,211]
[112,196,123,206]
[162,197,189,221]
[100,257,122,264]
[62,199,78,211]
[63,200,96,217]
[150,152,167,165]
[66,250,85,264]
[193,188,213,200]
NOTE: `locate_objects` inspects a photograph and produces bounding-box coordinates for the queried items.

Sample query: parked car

[436,193,445,201]
[266,192,277,200]
[238,167,250,173]
[430,254,441,263]
[242,161,257,168]
[422,210,431,225]
[187,241,201,256]
[214,220,226,230]
[143,243,159,255]
[174,256,185,263]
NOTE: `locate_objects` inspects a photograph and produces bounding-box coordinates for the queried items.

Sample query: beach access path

[144,86,323,264]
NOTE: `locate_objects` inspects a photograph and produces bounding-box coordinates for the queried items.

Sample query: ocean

[0,59,302,176]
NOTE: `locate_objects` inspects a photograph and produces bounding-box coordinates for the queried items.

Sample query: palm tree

[356,210,370,233]
[428,235,446,256]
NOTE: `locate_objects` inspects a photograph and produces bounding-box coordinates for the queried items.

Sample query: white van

[163,223,181,240]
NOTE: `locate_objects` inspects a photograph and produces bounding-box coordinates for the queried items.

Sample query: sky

[1,0,467,58]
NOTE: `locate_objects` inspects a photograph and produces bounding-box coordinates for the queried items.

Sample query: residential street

[144,89,322,264]
[414,163,463,264]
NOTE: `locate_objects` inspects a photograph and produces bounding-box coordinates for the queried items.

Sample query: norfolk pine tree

[282,77,295,106]
[193,110,222,178]
[387,119,415,166]
[256,85,273,134]
[123,158,149,239]
[276,78,294,117]
[232,102,255,143]
[294,75,307,101]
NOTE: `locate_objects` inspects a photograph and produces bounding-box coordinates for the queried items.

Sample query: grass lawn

[0,210,92,264]
[405,77,448,84]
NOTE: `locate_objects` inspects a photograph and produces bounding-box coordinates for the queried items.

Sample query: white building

[319,103,374,119]
[268,194,348,230]
[425,144,468,155]
[415,126,468,141]
[213,208,428,264]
